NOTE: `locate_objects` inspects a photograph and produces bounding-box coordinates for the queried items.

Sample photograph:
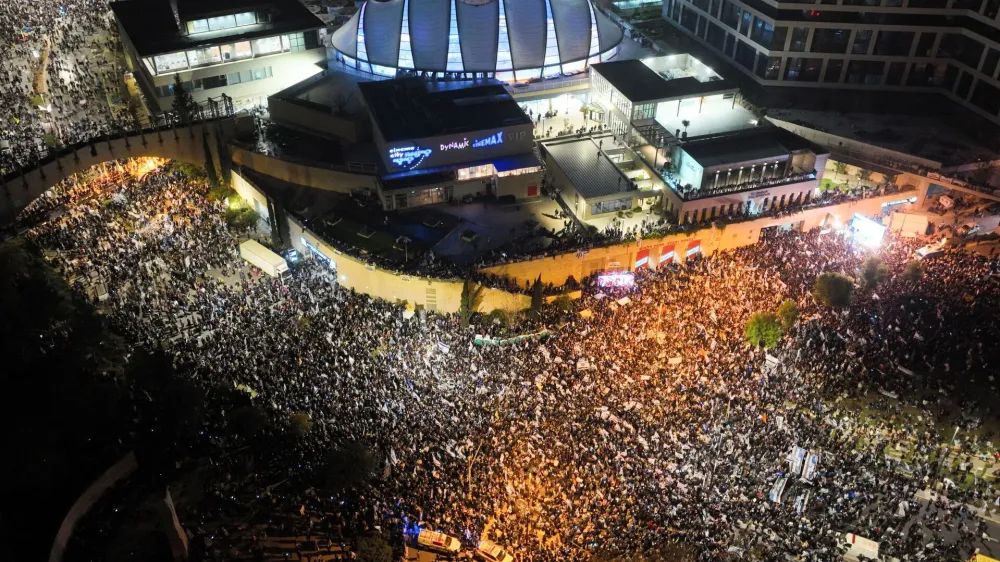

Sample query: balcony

[666,170,817,201]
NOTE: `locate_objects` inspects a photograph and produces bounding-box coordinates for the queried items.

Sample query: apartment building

[661,0,1000,123]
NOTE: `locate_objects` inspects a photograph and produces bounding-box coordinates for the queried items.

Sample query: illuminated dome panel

[330,0,624,80]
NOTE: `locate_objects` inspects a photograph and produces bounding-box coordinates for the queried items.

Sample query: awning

[660,244,676,264]
[685,239,702,257]
[634,248,650,268]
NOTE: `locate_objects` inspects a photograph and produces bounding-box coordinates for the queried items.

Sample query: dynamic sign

[388,131,507,170]
[597,271,634,287]
[388,145,433,170]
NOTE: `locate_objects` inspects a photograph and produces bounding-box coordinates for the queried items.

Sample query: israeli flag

[437,341,450,353]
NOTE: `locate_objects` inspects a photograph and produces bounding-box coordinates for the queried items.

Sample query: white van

[475,540,514,562]
[416,530,461,554]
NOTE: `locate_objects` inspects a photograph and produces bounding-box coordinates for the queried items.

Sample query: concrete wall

[267,96,363,144]
[232,170,271,220]
[482,190,919,286]
[1,118,244,225]
[288,219,530,313]
[231,145,379,193]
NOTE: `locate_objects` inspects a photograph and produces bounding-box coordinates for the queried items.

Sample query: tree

[681,119,690,134]
[459,279,485,328]
[529,275,544,317]
[776,299,799,331]
[319,442,376,490]
[553,294,575,313]
[485,308,511,328]
[903,260,924,282]
[225,202,261,232]
[745,312,784,348]
[171,74,199,123]
[288,411,313,438]
[859,256,888,291]
[856,167,873,184]
[833,161,848,179]
[356,534,393,562]
[812,272,854,308]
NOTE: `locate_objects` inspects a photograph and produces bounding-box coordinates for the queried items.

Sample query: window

[592,197,633,215]
[784,57,822,81]
[253,67,268,80]
[771,26,787,50]
[284,33,307,53]
[253,36,284,56]
[983,49,1000,76]
[756,54,781,79]
[749,17,775,48]
[852,30,873,54]
[681,7,698,33]
[201,75,226,89]
[227,72,241,85]
[938,34,984,69]
[846,60,884,84]
[235,11,256,26]
[915,32,936,57]
[208,15,237,31]
[186,19,209,34]
[457,164,495,180]
[885,62,906,85]
[789,27,808,52]
[811,28,850,53]
[725,33,735,56]
[735,41,756,70]
[956,71,974,97]
[720,0,740,28]
[186,46,221,67]
[971,81,1000,114]
[873,30,915,56]
[153,51,189,73]
[739,11,752,35]
[633,103,656,120]
[706,22,726,51]
[155,84,174,97]
[220,41,253,61]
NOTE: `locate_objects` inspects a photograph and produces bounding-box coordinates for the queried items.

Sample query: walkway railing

[671,172,818,201]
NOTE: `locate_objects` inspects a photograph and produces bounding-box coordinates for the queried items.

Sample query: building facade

[113,0,327,112]
[661,0,1000,123]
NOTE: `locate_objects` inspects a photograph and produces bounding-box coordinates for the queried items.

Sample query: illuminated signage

[473,131,503,148]
[849,214,886,248]
[388,130,508,170]
[388,145,433,169]
[597,271,634,287]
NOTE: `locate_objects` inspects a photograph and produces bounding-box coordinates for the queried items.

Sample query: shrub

[745,312,783,348]
[813,272,854,307]
[776,299,799,331]
[859,256,888,291]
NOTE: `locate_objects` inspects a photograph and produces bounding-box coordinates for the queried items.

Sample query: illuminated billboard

[597,271,634,287]
[385,130,522,172]
[849,214,886,248]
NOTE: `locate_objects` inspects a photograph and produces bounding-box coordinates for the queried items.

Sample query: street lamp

[396,235,412,262]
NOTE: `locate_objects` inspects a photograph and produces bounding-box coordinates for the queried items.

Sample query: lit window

[234,11,256,26]
[220,42,252,61]
[496,0,513,71]
[253,36,283,55]
[227,72,241,84]
[153,51,189,73]
[208,14,237,31]
[186,46,221,66]
[186,19,209,34]
[446,0,463,71]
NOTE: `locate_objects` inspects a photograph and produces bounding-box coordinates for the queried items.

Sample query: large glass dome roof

[329,0,624,81]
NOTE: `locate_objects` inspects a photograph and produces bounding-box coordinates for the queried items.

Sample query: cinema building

[112,0,326,112]
[328,0,625,82]
[268,76,542,210]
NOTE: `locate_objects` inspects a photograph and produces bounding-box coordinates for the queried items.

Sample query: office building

[329,0,624,81]
[661,0,1000,124]
[112,0,327,112]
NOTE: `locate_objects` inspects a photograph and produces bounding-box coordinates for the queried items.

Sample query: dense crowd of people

[0,0,133,176]
[23,162,1000,562]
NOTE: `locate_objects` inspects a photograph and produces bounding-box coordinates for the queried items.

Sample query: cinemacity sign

[387,130,513,171]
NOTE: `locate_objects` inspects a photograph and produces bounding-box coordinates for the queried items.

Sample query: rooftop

[767,108,1000,169]
[358,79,532,143]
[111,0,324,56]
[543,135,637,200]
[591,55,734,104]
[680,126,826,169]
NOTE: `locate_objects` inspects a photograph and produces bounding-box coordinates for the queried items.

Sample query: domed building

[329,0,624,82]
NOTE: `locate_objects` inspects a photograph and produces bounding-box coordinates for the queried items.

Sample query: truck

[239,239,290,279]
